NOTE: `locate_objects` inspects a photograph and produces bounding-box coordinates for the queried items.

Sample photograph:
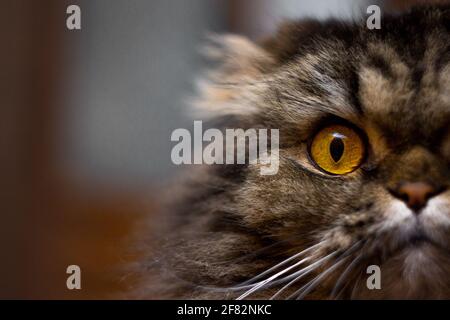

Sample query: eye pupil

[329,137,345,162]
[310,124,364,175]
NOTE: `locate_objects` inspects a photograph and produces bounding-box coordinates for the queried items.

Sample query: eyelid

[287,156,346,180]
[307,115,365,141]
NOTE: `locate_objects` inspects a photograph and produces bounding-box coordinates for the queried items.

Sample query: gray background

[62,0,366,187]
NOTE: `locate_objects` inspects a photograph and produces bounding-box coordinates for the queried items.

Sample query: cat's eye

[309,124,365,175]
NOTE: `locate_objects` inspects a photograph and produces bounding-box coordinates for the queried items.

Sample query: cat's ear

[192,34,275,118]
[260,19,323,63]
[192,23,324,118]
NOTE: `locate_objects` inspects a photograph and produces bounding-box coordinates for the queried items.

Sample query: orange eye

[309,124,365,175]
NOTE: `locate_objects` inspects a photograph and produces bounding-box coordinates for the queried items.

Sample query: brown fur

[135,5,450,299]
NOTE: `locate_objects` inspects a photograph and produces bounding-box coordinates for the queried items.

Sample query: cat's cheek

[419,195,450,245]
[377,200,416,232]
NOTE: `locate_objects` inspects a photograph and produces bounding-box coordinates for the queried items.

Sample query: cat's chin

[352,242,450,299]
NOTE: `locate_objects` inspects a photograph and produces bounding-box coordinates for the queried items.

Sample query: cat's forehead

[356,40,450,143]
[272,13,450,145]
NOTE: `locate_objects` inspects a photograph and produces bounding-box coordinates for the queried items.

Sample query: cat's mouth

[388,226,449,257]
[366,220,449,264]
[405,233,437,249]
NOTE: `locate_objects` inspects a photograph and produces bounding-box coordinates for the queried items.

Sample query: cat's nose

[390,182,443,212]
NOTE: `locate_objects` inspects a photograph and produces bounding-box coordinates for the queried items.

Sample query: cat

[136,4,450,299]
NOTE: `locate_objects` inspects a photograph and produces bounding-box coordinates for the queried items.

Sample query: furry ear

[191,22,327,119]
[192,34,275,118]
[260,19,323,63]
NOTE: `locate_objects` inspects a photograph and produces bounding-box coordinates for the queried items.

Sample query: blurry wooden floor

[22,179,154,299]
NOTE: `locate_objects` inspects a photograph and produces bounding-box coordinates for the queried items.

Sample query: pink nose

[393,182,440,212]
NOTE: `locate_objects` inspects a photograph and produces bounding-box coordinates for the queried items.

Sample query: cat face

[150,6,450,299]
[226,13,450,297]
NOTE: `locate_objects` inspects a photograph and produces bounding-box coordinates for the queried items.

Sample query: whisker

[350,272,362,299]
[236,255,312,300]
[349,239,377,299]
[288,241,363,300]
[198,241,325,295]
[216,235,304,267]
[330,252,365,299]
[292,255,350,300]
[238,241,326,286]
[269,250,338,300]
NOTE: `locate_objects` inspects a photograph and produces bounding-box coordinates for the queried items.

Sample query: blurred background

[0,0,443,299]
